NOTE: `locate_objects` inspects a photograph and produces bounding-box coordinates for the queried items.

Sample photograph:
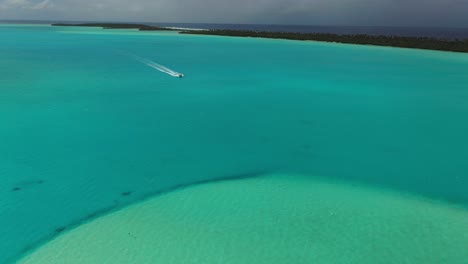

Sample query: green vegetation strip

[52,23,468,53]
[181,30,468,53]
[52,23,175,31]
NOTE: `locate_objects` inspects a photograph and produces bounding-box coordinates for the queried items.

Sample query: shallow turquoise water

[1,24,468,263]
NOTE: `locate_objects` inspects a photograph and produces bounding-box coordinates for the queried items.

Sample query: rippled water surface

[1,24,468,263]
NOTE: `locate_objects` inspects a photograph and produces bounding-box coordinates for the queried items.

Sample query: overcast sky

[1,0,467,27]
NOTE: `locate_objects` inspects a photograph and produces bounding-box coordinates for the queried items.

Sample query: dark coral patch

[121,191,133,197]
[55,227,66,233]
[11,180,45,192]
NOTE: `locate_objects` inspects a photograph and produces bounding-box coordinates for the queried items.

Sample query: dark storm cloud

[1,0,467,27]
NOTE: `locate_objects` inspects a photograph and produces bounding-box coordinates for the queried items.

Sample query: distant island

[52,23,175,31]
[52,23,468,53]
[181,30,468,53]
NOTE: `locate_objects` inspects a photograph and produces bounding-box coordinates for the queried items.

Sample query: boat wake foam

[123,52,184,78]
[145,61,183,78]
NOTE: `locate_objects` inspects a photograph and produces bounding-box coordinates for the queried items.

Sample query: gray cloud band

[1,0,467,27]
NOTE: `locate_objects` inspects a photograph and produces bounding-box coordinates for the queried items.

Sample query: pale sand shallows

[19,174,468,264]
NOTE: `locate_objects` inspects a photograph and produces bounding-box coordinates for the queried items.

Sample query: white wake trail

[146,61,182,77]
[148,62,173,73]
[124,52,184,78]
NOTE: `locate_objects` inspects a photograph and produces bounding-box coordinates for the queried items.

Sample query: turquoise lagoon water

[1,24,468,263]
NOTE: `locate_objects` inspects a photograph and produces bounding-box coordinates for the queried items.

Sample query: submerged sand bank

[19,174,468,263]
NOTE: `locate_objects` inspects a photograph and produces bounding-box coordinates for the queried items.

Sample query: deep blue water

[2,20,468,40]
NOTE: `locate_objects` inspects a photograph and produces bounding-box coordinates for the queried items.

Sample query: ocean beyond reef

[53,23,468,53]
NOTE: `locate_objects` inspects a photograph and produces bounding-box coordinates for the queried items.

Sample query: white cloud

[0,0,52,10]
[32,0,52,9]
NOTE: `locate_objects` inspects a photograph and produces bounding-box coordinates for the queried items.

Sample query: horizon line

[1,19,468,30]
